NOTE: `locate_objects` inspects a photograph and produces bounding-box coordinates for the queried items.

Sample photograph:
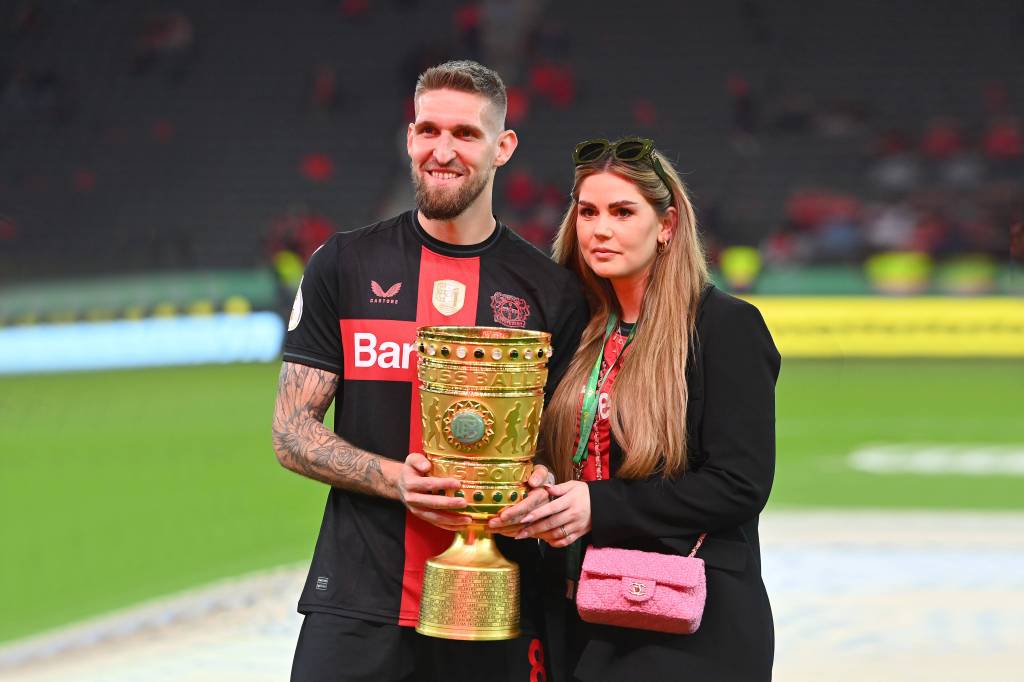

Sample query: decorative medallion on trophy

[415,325,552,641]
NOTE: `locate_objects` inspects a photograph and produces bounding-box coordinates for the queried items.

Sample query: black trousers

[291,612,549,682]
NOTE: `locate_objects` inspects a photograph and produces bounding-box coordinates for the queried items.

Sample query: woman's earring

[657,240,668,255]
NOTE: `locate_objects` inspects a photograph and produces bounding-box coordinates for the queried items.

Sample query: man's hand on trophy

[399,453,471,531]
[487,465,556,538]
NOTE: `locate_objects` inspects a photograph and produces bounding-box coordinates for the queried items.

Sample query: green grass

[773,359,1024,509]
[1,359,1021,642]
[0,364,325,643]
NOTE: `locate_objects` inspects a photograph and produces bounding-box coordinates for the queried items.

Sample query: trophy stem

[416,523,521,641]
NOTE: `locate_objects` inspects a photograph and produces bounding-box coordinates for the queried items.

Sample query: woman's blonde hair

[541,148,709,482]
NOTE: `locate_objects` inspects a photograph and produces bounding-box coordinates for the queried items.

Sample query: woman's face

[576,171,674,283]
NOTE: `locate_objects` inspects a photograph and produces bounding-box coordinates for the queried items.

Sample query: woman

[502,137,780,681]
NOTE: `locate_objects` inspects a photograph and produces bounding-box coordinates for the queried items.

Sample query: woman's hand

[515,480,591,548]
[487,465,555,538]
[398,453,470,531]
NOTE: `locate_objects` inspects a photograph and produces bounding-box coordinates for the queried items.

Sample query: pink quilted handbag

[576,534,707,634]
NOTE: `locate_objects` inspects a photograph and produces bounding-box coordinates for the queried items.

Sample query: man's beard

[411,164,490,221]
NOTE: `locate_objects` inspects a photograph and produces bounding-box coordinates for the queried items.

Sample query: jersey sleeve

[544,272,589,402]
[281,237,343,374]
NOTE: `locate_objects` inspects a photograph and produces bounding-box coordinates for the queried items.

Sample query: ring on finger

[560,524,569,540]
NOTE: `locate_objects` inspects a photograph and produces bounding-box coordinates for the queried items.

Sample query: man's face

[407,88,514,221]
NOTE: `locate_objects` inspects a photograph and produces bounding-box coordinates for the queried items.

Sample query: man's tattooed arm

[271,361,401,499]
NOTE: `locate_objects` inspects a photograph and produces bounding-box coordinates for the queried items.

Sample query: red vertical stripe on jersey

[398,245,481,626]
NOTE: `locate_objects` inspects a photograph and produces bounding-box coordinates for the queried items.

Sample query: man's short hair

[414,60,507,132]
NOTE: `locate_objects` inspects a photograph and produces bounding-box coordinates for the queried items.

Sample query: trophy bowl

[415,326,552,641]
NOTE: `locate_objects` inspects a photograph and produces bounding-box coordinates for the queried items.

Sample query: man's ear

[406,122,415,158]
[494,129,519,168]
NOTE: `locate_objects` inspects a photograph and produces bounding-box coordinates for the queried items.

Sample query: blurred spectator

[728,73,758,154]
[528,61,575,109]
[938,152,984,189]
[339,0,370,20]
[865,202,918,252]
[1,65,76,126]
[454,3,481,56]
[505,85,529,124]
[0,216,17,242]
[311,64,340,113]
[869,154,923,194]
[515,215,551,248]
[300,153,335,183]
[132,10,195,83]
[909,209,952,254]
[1010,221,1024,261]
[983,81,1010,117]
[774,189,865,262]
[728,73,757,135]
[267,207,337,263]
[921,117,964,159]
[817,213,864,262]
[983,116,1023,161]
[11,1,50,36]
[785,188,857,232]
[632,98,658,129]
[956,212,1002,255]
[504,169,539,212]
[738,0,774,44]
[400,43,451,94]
[868,131,923,195]
[720,245,762,290]
[816,98,868,138]
[503,175,566,250]
[529,19,570,62]
[72,168,96,193]
[874,129,915,156]
[761,224,813,265]
[152,119,175,143]
[771,91,813,134]
[480,0,541,82]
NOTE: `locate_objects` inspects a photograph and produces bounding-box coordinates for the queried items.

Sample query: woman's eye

[615,208,633,218]
[579,207,596,217]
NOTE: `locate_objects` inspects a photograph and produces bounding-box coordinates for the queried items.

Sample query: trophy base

[416,527,520,641]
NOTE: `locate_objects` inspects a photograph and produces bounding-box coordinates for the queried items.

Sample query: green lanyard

[572,313,636,467]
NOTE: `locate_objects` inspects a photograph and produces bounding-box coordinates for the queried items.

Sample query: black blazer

[543,285,782,682]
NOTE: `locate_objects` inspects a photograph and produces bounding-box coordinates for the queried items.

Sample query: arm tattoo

[272,362,398,499]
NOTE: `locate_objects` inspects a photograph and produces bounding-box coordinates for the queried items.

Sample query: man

[272,60,588,682]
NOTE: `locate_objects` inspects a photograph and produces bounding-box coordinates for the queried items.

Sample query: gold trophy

[415,326,552,641]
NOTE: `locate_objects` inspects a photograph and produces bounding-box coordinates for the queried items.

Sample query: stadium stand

[3,0,1021,284]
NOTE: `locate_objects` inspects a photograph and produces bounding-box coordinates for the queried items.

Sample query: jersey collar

[409,210,505,257]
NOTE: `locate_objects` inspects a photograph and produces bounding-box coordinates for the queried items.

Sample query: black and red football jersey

[282,210,588,627]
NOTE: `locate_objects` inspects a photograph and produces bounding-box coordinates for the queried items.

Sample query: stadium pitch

[1,358,1021,643]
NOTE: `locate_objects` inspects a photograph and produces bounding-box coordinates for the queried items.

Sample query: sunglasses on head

[572,136,673,194]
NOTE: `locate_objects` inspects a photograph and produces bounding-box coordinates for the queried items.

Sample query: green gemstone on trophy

[450,411,486,445]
